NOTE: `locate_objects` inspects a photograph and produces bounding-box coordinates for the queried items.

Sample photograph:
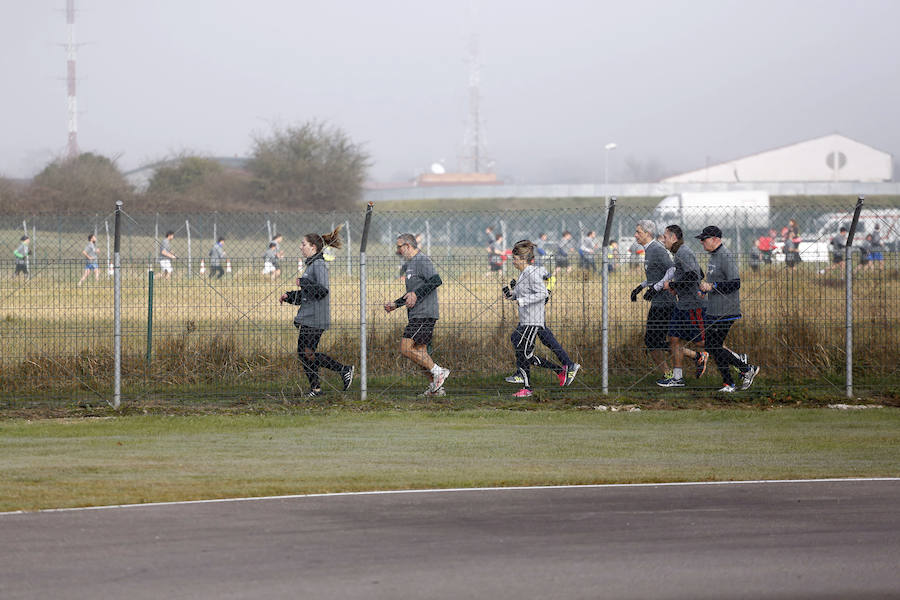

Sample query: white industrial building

[662,134,893,183]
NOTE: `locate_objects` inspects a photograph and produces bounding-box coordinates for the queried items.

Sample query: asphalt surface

[2,480,899,599]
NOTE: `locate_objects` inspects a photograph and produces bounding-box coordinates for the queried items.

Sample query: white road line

[2,477,898,516]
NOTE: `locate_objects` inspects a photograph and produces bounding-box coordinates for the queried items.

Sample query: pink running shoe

[512,388,533,398]
[557,366,567,387]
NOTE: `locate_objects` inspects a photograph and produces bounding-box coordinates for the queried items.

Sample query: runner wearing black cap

[696,225,760,392]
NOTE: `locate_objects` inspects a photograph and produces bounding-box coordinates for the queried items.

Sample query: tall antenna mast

[460,6,489,174]
[66,0,79,159]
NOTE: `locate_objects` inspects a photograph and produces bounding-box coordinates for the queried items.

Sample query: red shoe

[557,366,567,387]
[512,388,533,398]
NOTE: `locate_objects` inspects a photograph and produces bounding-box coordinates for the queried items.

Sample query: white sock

[673,368,683,379]
[431,363,442,375]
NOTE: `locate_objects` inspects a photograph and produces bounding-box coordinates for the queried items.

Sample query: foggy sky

[2,0,899,185]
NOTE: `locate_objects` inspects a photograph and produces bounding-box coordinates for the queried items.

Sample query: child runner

[503,239,580,397]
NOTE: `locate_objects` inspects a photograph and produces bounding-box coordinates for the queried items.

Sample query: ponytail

[305,224,343,253]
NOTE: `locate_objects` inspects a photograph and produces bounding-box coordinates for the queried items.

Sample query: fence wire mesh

[1,200,898,405]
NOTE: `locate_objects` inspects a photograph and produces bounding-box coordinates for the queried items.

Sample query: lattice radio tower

[460,27,490,173]
[65,0,79,159]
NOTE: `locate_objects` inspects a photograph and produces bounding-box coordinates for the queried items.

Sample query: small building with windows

[662,134,892,183]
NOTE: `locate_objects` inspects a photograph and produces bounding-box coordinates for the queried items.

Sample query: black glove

[643,287,658,301]
[509,278,517,289]
[282,290,302,305]
[630,284,644,302]
[502,285,513,300]
[394,296,407,308]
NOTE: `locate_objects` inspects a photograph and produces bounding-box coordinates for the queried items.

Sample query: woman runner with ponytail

[280,226,354,397]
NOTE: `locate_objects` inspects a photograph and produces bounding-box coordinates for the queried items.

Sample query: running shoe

[305,388,324,398]
[740,365,760,390]
[506,373,525,384]
[656,377,685,388]
[564,363,581,386]
[422,387,446,397]
[557,366,567,387]
[432,367,450,391]
[717,383,736,393]
[341,365,355,391]
[512,388,533,398]
[695,351,709,378]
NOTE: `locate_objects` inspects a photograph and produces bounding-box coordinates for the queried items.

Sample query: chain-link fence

[1,199,898,405]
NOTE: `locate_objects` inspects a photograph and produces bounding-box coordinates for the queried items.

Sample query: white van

[810,209,900,249]
[652,191,770,233]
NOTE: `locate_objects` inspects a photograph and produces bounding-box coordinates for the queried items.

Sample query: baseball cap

[695,226,722,240]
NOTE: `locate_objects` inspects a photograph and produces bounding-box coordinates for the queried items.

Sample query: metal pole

[186,219,192,278]
[113,200,123,409]
[359,202,374,401]
[426,219,431,256]
[601,197,617,395]
[146,268,154,363]
[845,196,864,399]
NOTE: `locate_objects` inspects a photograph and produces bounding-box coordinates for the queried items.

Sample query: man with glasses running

[384,233,450,396]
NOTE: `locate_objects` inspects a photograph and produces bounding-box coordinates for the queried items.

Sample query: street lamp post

[604,142,617,206]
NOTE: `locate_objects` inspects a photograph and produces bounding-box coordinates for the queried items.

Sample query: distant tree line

[0,120,370,214]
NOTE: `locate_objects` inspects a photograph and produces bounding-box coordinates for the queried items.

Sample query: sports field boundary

[4,477,898,516]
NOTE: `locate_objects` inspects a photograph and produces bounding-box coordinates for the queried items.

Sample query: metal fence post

[186,219,192,278]
[601,197,617,395]
[113,200,123,409]
[359,202,374,401]
[146,268,154,363]
[845,196,864,399]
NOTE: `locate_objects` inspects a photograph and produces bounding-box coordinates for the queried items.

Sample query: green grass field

[1,408,897,512]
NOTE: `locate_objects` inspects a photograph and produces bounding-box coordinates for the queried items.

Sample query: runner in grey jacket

[656,224,708,388]
[503,240,579,397]
[384,233,450,396]
[280,226,353,397]
[696,226,759,392]
[630,220,675,378]
[208,238,226,279]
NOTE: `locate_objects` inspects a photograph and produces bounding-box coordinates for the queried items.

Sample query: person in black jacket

[280,226,354,398]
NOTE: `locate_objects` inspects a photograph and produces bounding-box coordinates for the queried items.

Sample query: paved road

[2,480,898,599]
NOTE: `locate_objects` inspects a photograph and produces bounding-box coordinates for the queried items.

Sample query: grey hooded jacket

[294,253,330,330]
[510,264,550,327]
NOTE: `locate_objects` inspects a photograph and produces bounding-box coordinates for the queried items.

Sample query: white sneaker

[422,387,446,397]
[432,367,450,391]
[740,365,760,390]
[717,384,736,393]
